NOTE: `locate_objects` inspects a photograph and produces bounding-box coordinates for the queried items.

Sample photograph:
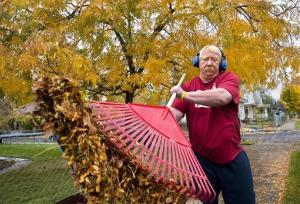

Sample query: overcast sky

[269,84,282,100]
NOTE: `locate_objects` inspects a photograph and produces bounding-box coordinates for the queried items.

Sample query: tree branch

[65,0,90,20]
[234,5,260,32]
[142,3,176,62]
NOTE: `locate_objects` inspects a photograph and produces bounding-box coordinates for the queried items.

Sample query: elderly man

[170,45,255,204]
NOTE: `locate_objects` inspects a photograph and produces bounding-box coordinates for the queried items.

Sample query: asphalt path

[243,130,300,143]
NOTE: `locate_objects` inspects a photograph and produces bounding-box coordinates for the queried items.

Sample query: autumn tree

[0,0,299,105]
[280,84,300,117]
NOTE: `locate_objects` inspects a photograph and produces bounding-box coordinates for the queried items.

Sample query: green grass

[283,150,300,204]
[0,144,77,204]
[295,121,300,130]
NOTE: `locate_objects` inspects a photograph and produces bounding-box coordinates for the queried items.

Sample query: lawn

[295,120,300,130]
[0,144,77,204]
[283,149,300,204]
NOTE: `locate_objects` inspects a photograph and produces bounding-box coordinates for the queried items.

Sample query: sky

[269,84,282,101]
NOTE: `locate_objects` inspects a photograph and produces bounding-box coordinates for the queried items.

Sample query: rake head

[90,101,215,202]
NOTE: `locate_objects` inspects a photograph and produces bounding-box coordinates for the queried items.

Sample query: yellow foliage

[17,54,38,71]
[12,0,30,8]
[280,84,300,117]
[0,0,299,105]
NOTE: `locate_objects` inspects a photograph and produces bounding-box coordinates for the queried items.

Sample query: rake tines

[90,101,215,202]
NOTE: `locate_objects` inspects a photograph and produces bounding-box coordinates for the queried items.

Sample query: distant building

[239,91,270,122]
[238,97,247,121]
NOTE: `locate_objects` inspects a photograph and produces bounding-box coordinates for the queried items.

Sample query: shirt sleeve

[171,83,189,114]
[218,72,240,104]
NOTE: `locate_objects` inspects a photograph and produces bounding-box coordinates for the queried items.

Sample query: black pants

[196,151,256,204]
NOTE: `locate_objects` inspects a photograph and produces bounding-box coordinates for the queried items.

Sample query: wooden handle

[166,74,186,108]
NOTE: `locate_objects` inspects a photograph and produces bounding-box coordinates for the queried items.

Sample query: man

[170,45,255,204]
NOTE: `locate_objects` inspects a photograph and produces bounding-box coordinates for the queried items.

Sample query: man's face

[199,49,221,80]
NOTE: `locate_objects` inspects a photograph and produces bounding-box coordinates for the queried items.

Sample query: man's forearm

[183,88,232,107]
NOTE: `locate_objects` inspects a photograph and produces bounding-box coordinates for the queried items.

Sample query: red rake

[89,75,215,202]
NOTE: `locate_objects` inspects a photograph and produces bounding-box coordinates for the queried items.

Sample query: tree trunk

[125,91,134,103]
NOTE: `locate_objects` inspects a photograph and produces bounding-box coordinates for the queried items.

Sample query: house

[239,91,270,122]
[238,97,247,121]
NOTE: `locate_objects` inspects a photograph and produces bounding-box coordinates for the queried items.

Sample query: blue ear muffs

[192,49,228,71]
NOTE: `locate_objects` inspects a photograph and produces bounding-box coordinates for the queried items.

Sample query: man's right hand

[170,85,185,96]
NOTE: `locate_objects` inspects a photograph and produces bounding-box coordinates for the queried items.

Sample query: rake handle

[166,74,186,108]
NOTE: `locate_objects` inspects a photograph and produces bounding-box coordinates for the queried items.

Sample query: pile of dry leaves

[32,76,184,204]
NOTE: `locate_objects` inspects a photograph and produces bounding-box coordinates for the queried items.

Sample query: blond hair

[199,45,222,59]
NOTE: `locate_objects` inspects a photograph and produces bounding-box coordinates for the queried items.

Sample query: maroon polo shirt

[172,71,243,164]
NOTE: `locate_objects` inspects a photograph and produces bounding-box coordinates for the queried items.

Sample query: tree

[0,0,299,105]
[280,84,300,117]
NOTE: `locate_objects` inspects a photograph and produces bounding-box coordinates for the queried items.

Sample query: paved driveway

[243,131,300,204]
